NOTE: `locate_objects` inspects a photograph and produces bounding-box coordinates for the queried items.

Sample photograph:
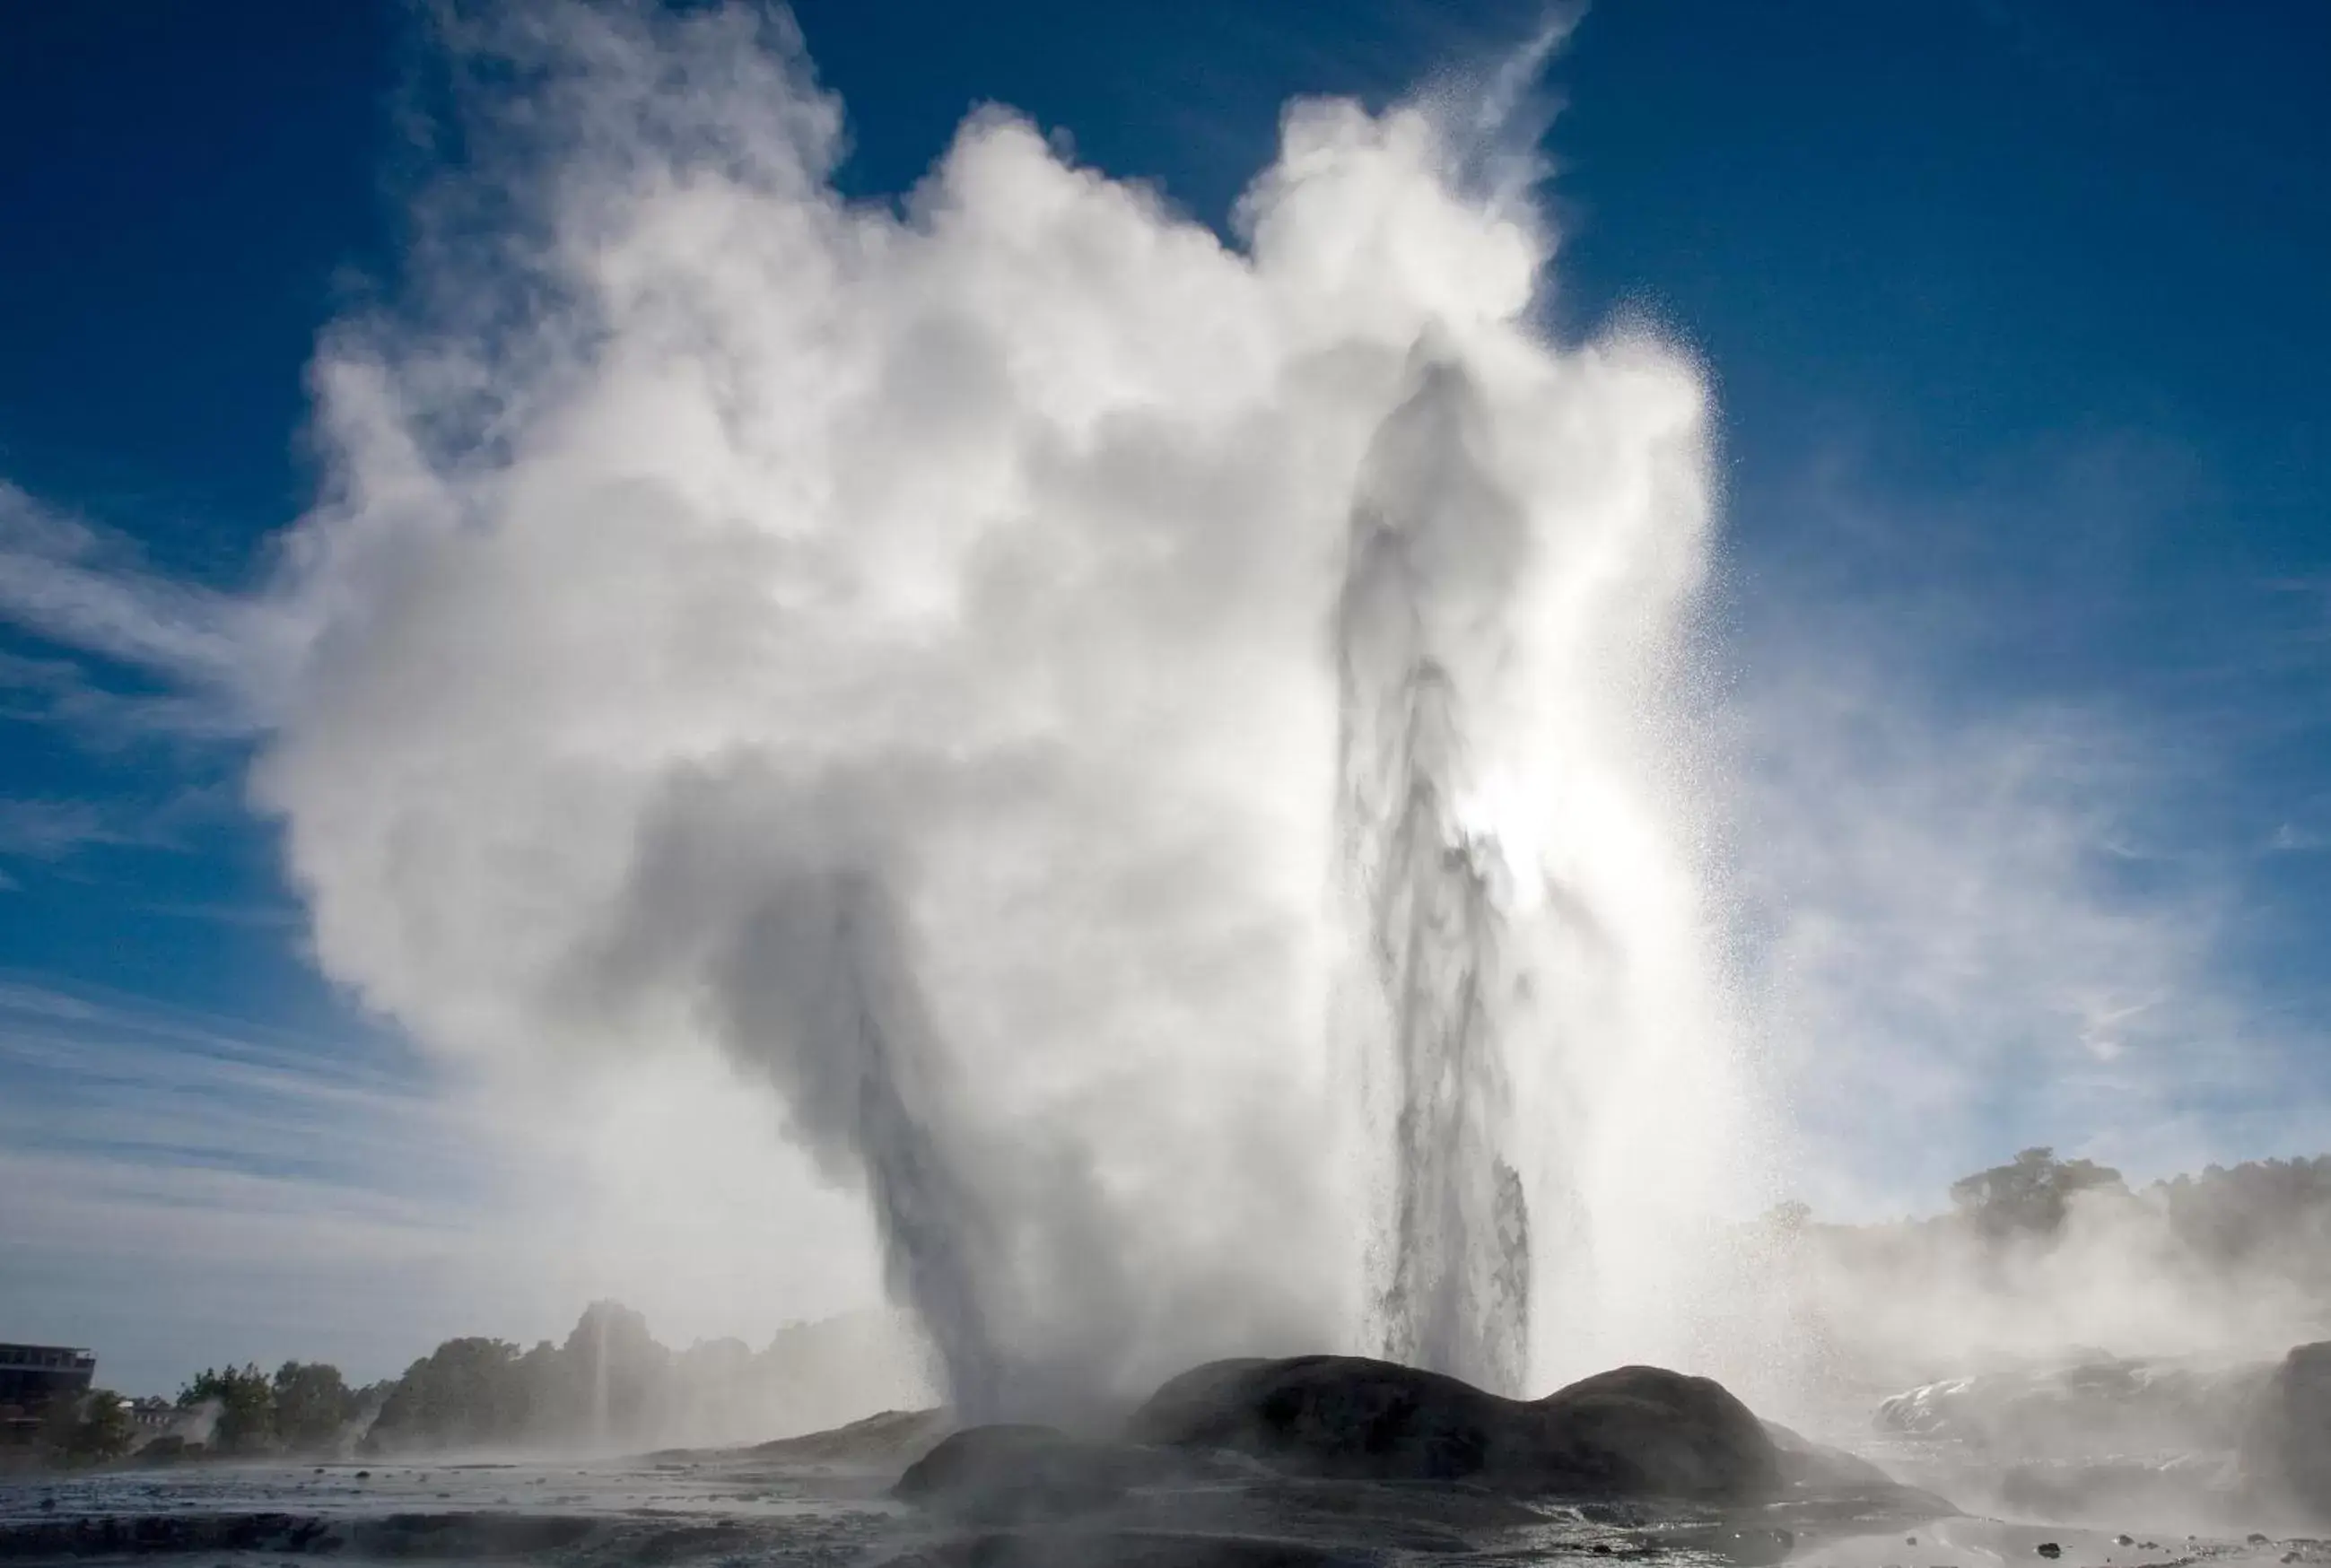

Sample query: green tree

[1950,1146,2128,1240]
[353,1301,729,1455]
[271,1362,355,1452]
[361,1337,531,1454]
[562,1301,670,1439]
[39,1389,135,1466]
[178,1363,275,1454]
[1762,1200,1814,1234]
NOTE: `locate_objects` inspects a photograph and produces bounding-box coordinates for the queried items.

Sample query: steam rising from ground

[223,0,1762,1418]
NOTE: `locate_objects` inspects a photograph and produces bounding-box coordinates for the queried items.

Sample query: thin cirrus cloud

[0,797,147,861]
[1721,442,2325,1217]
[0,973,886,1396]
[0,483,264,710]
[0,976,503,1391]
[0,485,280,778]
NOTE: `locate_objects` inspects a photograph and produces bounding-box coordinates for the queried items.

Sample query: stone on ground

[1124,1355,1782,1502]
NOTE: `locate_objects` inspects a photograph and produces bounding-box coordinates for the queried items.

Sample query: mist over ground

[1763,1152,2331,1407]
[45,1146,2327,1473]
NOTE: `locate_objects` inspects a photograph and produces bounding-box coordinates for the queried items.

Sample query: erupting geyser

[1337,352,1535,1395]
[230,0,1768,1422]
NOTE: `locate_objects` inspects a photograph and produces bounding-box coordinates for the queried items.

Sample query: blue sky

[3,1,2328,1396]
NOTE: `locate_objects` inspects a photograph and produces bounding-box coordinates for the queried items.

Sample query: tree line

[1762,1147,2331,1267]
[1761,1148,2331,1396]
[31,1301,926,1467]
[1898,1146,2331,1276]
[31,1359,384,1467]
[32,1152,2331,1466]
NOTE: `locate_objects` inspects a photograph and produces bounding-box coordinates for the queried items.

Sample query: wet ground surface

[1,1449,2323,1568]
[0,1452,896,1524]
[0,1454,895,1567]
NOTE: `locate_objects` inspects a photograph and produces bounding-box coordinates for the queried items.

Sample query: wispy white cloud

[0,790,228,883]
[0,797,140,859]
[2268,808,2331,854]
[1724,440,2327,1215]
[0,977,883,1395]
[1734,666,2253,1205]
[0,485,254,694]
[0,484,321,757]
[0,979,490,1388]
[130,897,308,928]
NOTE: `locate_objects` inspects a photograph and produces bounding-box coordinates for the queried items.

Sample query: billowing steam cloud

[27,1,1767,1416]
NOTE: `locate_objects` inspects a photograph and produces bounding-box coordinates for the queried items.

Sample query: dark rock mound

[1125,1355,1780,1502]
[1127,1356,1515,1485]
[1763,1420,1892,1489]
[753,1406,954,1469]
[895,1424,1197,1523]
[1759,1420,1958,1524]
[2241,1340,2331,1521]
[1537,1364,1781,1501]
[126,1435,204,1464]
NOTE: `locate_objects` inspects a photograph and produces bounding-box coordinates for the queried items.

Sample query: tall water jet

[1337,352,1534,1395]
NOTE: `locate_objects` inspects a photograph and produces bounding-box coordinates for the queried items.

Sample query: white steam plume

[207,0,1760,1416]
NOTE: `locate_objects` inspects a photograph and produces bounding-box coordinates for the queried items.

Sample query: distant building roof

[0,1344,100,1417]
